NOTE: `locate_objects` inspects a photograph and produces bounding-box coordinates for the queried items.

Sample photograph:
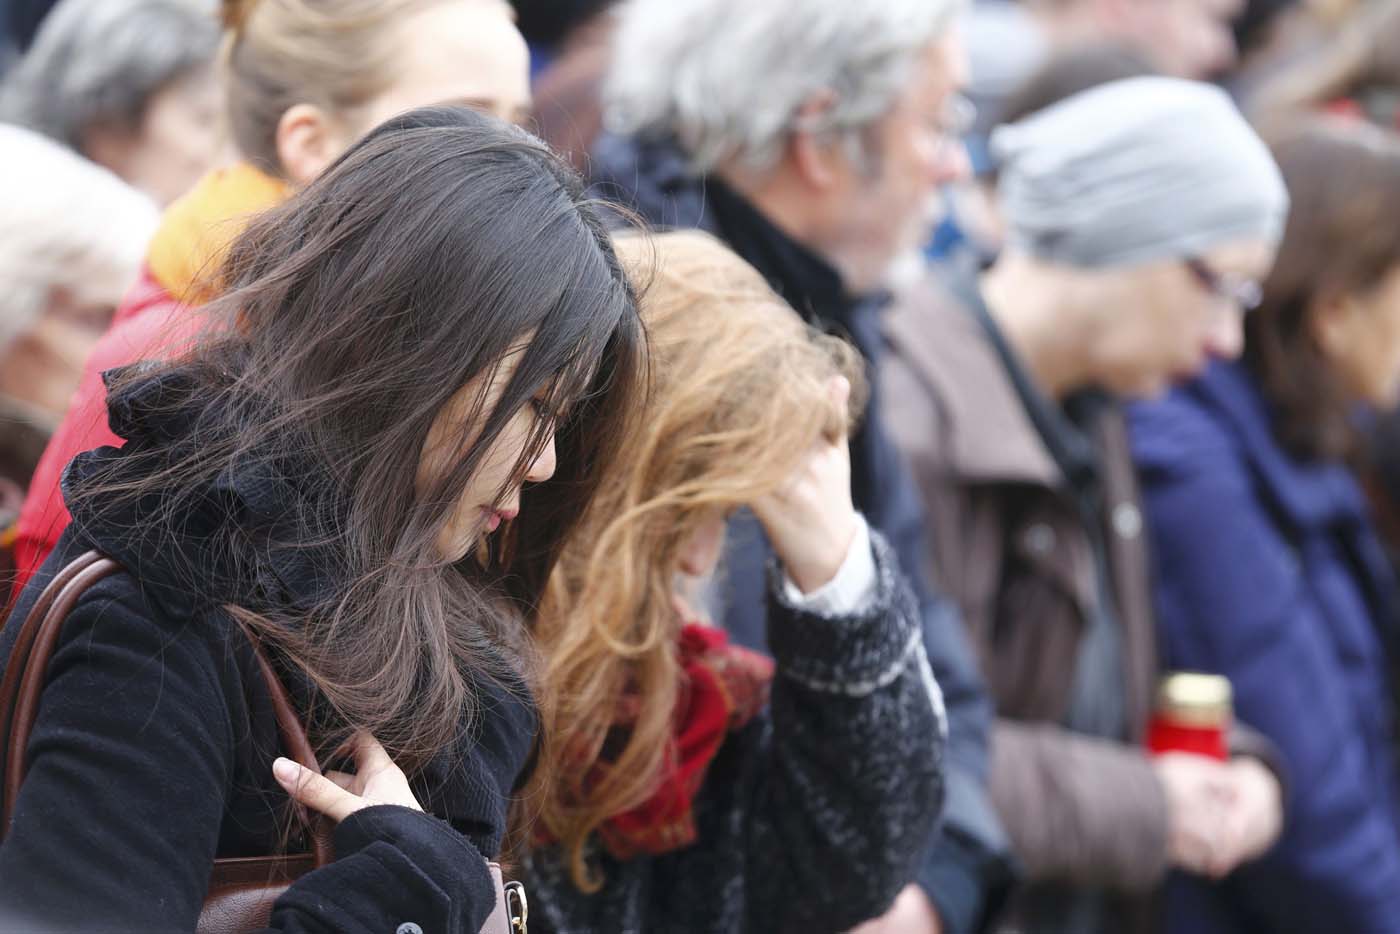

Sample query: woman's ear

[275,103,349,187]
[788,91,843,191]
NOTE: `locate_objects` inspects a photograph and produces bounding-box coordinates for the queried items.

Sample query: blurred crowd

[2,0,1400,932]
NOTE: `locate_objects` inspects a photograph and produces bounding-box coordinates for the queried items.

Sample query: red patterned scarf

[596,621,774,858]
[544,614,774,860]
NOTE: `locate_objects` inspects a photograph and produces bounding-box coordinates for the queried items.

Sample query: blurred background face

[81,64,224,207]
[284,0,531,185]
[1086,238,1276,397]
[349,0,532,133]
[1155,0,1239,78]
[1107,0,1240,78]
[1313,264,1400,407]
[814,34,972,294]
[0,298,109,420]
[0,124,155,428]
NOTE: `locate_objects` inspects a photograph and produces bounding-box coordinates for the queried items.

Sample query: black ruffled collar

[64,367,542,820]
[63,365,347,621]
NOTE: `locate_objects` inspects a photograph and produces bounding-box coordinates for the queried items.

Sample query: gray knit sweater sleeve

[742,528,947,930]
[520,530,947,934]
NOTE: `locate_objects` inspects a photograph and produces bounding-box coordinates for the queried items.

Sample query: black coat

[590,132,1016,932]
[0,369,536,932]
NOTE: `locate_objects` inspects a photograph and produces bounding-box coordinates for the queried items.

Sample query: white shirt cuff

[781,514,878,615]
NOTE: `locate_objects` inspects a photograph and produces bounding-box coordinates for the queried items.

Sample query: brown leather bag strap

[0,551,330,869]
[0,550,107,758]
[1,551,120,833]
[233,628,334,869]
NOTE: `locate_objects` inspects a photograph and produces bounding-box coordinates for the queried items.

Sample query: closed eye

[531,397,565,423]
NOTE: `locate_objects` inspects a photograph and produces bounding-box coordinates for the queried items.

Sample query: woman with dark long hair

[0,106,643,931]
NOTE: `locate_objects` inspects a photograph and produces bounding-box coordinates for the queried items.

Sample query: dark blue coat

[1129,360,1400,934]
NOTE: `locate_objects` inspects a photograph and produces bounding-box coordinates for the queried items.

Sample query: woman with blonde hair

[10,0,533,596]
[521,230,947,932]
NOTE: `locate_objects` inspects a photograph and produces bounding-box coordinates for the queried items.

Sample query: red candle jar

[1147,672,1232,761]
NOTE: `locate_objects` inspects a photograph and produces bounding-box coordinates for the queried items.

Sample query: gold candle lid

[1156,672,1233,727]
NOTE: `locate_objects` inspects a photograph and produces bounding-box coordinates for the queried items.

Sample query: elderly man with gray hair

[590,2,1016,932]
[0,0,222,206]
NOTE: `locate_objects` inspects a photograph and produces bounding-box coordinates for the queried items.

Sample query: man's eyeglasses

[938,95,977,140]
[1185,257,1263,312]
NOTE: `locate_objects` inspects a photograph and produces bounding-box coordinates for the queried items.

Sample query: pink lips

[484,508,518,533]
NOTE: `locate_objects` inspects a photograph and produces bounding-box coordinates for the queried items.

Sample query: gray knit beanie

[992,76,1290,268]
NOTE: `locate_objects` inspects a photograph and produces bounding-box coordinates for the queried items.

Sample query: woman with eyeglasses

[881,76,1291,934]
[1128,119,1400,934]
[0,106,644,931]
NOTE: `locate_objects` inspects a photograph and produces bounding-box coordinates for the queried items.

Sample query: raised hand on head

[750,375,858,595]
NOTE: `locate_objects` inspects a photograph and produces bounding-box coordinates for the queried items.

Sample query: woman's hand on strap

[274,731,423,823]
[751,376,859,595]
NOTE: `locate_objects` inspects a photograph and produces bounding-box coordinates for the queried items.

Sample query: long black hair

[73,104,646,767]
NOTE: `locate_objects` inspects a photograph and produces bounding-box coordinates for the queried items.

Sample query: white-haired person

[0,0,222,206]
[0,125,158,566]
[589,2,1016,931]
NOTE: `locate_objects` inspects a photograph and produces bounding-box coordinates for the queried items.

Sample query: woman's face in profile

[1089,238,1274,398]
[84,64,226,208]
[417,340,559,562]
[1312,262,1400,408]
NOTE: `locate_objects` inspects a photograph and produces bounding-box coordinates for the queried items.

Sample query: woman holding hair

[1129,119,1400,932]
[0,107,643,931]
[10,0,534,596]
[522,231,946,933]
